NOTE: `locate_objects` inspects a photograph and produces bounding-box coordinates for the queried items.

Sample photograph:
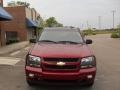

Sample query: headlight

[81,56,96,68]
[27,55,41,67]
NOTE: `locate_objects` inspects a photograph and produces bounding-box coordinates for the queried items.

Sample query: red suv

[25,27,96,86]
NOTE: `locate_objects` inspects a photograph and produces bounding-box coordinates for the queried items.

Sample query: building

[0,5,41,46]
[0,0,12,46]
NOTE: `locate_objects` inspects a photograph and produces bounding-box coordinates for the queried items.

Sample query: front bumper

[25,66,96,81]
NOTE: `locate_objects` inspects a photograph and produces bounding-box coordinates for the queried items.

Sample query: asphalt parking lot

[0,34,120,90]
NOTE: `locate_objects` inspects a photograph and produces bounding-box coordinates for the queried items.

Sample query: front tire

[26,78,36,86]
[85,80,94,87]
[27,80,35,86]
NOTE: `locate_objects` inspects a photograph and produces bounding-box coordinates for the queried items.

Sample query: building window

[6,31,19,44]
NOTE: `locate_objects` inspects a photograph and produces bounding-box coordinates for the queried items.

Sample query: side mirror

[29,39,36,43]
[86,39,92,44]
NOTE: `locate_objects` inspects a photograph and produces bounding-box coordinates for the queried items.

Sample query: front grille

[43,65,77,70]
[43,58,79,62]
[42,58,80,71]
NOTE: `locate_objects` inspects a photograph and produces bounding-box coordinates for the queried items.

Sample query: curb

[0,41,29,55]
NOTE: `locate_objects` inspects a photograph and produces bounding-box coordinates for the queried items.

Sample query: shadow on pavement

[27,84,93,90]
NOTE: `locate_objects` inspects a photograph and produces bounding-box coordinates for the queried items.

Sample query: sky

[3,0,120,29]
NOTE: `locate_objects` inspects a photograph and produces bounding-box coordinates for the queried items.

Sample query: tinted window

[39,29,83,43]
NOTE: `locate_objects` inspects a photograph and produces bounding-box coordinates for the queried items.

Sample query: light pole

[98,16,101,30]
[112,10,116,29]
[79,24,83,30]
[87,21,90,29]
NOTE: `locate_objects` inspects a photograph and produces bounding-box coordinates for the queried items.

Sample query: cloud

[4,0,120,29]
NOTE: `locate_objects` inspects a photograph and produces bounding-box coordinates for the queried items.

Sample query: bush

[111,33,119,38]
[83,29,94,36]
[92,32,96,35]
[83,32,89,36]
[118,33,120,38]
[6,40,19,45]
[117,29,120,37]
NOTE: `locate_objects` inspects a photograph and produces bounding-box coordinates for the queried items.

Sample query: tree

[117,24,120,36]
[45,17,63,27]
[8,1,30,7]
[57,23,63,27]
[117,24,120,29]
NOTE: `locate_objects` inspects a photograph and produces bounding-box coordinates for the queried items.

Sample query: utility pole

[98,16,101,30]
[81,24,84,30]
[87,21,89,29]
[112,10,116,29]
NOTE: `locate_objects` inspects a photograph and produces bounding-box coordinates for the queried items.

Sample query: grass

[82,30,110,36]
[82,29,120,38]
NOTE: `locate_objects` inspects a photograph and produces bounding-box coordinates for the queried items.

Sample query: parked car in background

[25,27,96,86]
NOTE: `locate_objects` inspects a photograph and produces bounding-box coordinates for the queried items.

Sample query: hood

[30,43,93,58]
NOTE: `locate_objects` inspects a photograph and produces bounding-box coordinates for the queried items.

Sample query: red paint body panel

[26,43,96,82]
[30,43,93,58]
[26,66,96,80]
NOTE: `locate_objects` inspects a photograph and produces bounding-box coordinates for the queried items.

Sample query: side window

[79,32,85,42]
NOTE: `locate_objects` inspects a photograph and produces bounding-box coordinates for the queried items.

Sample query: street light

[111,10,116,29]
[87,21,89,29]
[86,21,91,29]
[98,16,101,30]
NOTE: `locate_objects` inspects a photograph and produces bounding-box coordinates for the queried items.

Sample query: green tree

[117,24,120,29]
[45,17,63,27]
[8,1,30,7]
[117,24,120,36]
[56,23,63,27]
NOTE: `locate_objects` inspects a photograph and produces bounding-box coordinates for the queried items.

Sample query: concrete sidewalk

[0,41,29,55]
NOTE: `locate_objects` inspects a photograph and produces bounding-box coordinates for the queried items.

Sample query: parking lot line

[10,51,21,56]
[0,57,21,65]
[24,47,30,51]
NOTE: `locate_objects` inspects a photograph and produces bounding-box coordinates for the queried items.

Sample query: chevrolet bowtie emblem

[57,62,66,66]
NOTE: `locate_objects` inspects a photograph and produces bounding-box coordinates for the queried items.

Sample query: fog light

[29,73,34,77]
[87,75,93,79]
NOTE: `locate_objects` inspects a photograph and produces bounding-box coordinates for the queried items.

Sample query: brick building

[0,0,12,46]
[0,6,41,46]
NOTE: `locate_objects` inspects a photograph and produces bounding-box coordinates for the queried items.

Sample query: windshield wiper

[39,40,57,43]
[56,41,82,44]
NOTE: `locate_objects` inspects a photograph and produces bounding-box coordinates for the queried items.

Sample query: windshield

[39,29,84,44]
